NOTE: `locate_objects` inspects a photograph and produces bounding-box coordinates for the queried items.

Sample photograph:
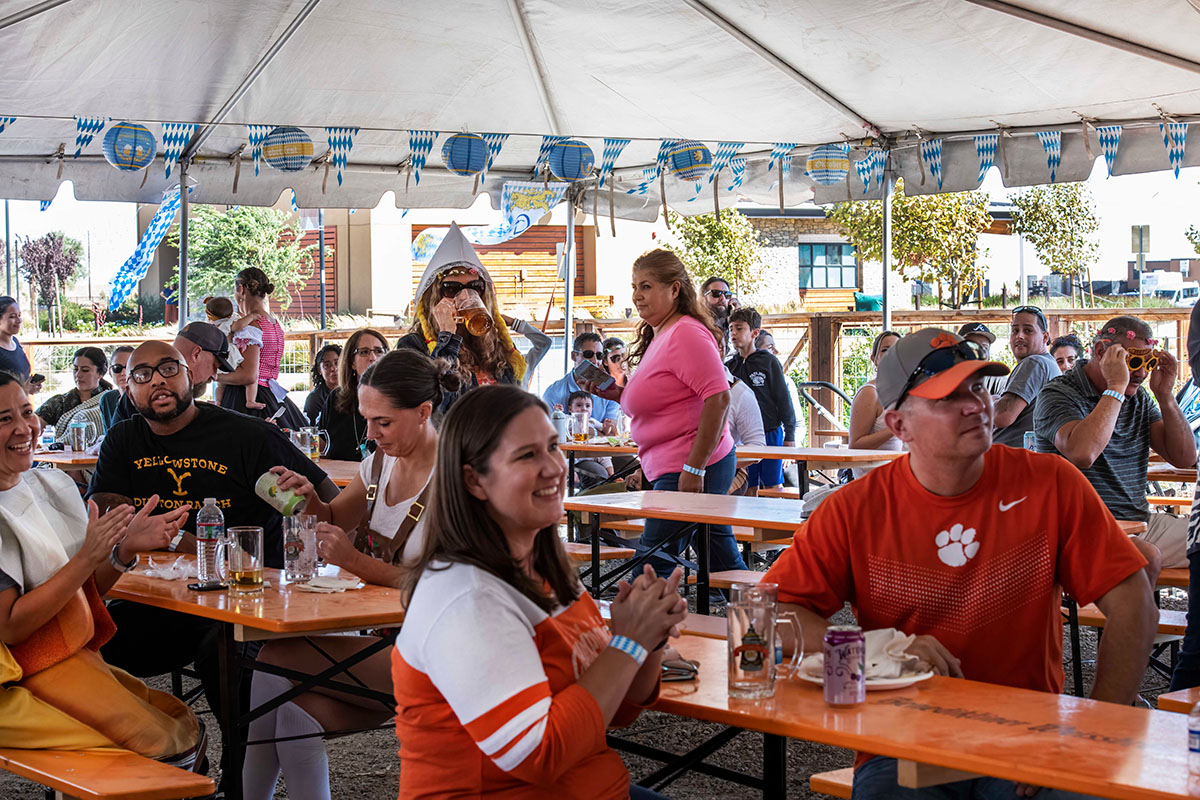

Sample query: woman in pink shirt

[587,249,744,578]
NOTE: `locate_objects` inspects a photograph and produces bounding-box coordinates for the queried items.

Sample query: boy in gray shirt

[993,306,1060,448]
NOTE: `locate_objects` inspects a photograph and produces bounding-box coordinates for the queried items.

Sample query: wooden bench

[1158,567,1188,589]
[0,748,214,800]
[1148,495,1189,513]
[1157,687,1200,714]
[757,487,800,500]
[810,767,854,798]
[1068,603,1186,637]
[687,569,765,590]
[564,542,635,562]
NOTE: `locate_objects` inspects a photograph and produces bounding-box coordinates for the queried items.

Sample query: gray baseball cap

[876,328,1009,410]
[177,321,235,372]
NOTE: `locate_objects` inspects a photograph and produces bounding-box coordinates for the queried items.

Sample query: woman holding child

[242,349,459,800]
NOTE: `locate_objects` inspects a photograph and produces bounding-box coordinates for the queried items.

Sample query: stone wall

[744,216,850,308]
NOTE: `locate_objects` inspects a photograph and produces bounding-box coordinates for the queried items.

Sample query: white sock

[276,701,331,800]
[242,672,288,800]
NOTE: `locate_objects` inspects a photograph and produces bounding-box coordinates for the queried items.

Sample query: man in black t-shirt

[109,321,233,426]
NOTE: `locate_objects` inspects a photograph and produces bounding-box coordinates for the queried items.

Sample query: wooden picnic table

[34,451,361,488]
[108,554,405,800]
[645,634,1195,800]
[563,490,800,614]
[1147,463,1197,483]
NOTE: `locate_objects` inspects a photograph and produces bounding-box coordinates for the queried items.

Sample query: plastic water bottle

[39,427,54,450]
[195,498,225,585]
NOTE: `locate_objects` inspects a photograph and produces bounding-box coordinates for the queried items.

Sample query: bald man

[107,322,234,425]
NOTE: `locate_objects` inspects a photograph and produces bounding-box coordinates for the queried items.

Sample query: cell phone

[187,581,226,592]
[572,360,615,391]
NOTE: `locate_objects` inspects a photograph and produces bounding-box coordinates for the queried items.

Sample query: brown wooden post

[807,314,842,445]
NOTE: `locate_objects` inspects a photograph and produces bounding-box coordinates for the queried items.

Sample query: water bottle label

[1189,729,1200,753]
[197,523,222,542]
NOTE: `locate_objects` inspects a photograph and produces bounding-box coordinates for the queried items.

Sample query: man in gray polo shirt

[993,306,1060,448]
[1034,315,1196,569]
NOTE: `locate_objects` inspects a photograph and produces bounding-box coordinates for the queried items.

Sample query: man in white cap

[764,328,1155,800]
[398,223,549,396]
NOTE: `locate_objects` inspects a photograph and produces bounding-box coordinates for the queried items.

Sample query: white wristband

[1102,389,1125,404]
[609,635,648,666]
[681,463,706,478]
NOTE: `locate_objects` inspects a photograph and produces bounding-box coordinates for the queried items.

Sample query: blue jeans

[640,449,746,578]
[853,757,1101,800]
[747,425,784,487]
[1169,549,1200,690]
[629,785,670,799]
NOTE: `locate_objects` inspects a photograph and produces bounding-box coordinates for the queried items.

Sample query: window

[798,243,858,289]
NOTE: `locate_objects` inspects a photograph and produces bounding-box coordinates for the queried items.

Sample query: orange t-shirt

[764,445,1146,695]
[392,561,650,799]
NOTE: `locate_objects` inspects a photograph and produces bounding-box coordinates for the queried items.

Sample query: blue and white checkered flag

[247,124,271,176]
[974,133,998,184]
[854,149,885,195]
[73,116,106,158]
[108,186,188,310]
[408,130,439,186]
[1097,125,1122,176]
[727,157,746,191]
[290,189,298,214]
[0,117,15,136]
[626,140,677,195]
[920,138,943,189]
[1036,130,1061,182]
[766,143,797,189]
[598,138,630,188]
[162,123,197,179]
[1160,122,1188,178]
[325,127,359,186]
[480,133,509,185]
[39,200,51,211]
[708,142,743,185]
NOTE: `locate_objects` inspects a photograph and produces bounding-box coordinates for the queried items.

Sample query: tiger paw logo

[929,332,958,350]
[935,523,979,567]
[166,467,191,497]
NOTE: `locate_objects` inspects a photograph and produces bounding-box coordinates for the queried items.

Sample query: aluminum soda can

[1023,431,1036,451]
[823,625,865,707]
[254,472,308,517]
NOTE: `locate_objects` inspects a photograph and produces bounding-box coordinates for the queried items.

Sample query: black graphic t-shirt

[87,403,327,567]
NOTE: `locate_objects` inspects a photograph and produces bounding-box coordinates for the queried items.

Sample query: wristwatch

[109,544,137,573]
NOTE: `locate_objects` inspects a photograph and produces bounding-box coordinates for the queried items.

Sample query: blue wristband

[1102,389,1126,404]
[681,463,706,478]
[609,635,648,666]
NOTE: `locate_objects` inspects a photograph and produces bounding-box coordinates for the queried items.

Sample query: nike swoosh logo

[999,497,1027,512]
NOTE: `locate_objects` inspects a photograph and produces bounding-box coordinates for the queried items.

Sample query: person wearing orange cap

[764,328,1156,800]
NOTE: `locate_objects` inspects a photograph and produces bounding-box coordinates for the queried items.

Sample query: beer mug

[727,582,802,699]
[299,427,329,462]
[283,515,317,582]
[217,526,265,595]
[67,420,95,453]
[454,290,493,337]
[571,411,591,443]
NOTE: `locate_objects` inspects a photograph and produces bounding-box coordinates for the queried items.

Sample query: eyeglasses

[574,349,602,360]
[353,346,386,358]
[607,351,624,363]
[110,363,126,374]
[440,279,486,299]
[895,340,988,408]
[1012,305,1048,330]
[129,359,187,385]
[1125,347,1159,372]
[706,289,733,299]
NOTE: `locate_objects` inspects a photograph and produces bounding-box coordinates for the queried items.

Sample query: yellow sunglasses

[1125,348,1158,372]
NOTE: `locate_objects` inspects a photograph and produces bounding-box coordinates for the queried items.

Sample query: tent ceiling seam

[679,0,879,137]
[505,0,563,137]
[180,0,324,163]
[962,0,1200,76]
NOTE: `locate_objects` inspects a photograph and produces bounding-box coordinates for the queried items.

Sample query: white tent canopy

[1,0,1200,215]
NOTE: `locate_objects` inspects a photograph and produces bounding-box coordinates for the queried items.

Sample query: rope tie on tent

[315,149,332,194]
[659,171,670,230]
[1075,114,1097,160]
[591,174,600,237]
[53,143,64,180]
[990,122,1013,180]
[777,159,785,213]
[609,177,617,237]
[230,143,247,193]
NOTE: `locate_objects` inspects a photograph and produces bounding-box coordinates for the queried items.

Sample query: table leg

[591,513,601,597]
[797,460,809,497]
[697,522,710,616]
[1065,597,1084,697]
[218,622,244,800]
[762,733,786,800]
[568,451,576,497]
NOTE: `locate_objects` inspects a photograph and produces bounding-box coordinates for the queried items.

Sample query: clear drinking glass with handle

[283,515,317,582]
[300,427,330,462]
[217,526,265,595]
[727,582,802,699]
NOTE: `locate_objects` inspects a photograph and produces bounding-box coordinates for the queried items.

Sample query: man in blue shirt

[542,331,620,433]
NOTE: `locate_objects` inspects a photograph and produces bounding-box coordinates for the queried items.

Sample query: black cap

[956,322,996,344]
[177,322,234,372]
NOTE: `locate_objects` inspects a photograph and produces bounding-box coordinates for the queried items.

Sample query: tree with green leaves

[825,178,992,309]
[1184,224,1200,258]
[1008,183,1099,307]
[664,209,765,295]
[165,206,321,311]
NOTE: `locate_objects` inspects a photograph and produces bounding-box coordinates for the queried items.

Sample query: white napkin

[800,628,920,681]
[138,556,198,581]
[292,576,364,593]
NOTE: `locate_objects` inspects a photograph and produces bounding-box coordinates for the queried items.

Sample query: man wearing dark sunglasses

[763,328,1156,800]
[701,277,736,356]
[1035,315,1196,571]
[991,306,1060,448]
[541,331,619,435]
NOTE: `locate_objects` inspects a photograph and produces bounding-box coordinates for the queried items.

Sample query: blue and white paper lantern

[805,143,850,186]
[666,140,712,181]
[102,122,157,171]
[441,133,488,177]
[548,139,595,181]
[261,126,314,173]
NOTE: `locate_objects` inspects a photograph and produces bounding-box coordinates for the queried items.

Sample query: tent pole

[881,171,894,331]
[505,0,563,135]
[4,200,10,296]
[318,208,326,330]
[178,162,188,332]
[0,0,75,32]
[563,208,575,373]
[1018,233,1027,305]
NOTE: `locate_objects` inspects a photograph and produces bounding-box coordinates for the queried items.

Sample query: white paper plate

[797,671,934,691]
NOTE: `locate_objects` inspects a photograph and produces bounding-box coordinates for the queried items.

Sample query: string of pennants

[0,116,1194,206]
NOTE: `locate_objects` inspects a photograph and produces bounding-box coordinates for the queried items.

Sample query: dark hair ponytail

[235,267,275,298]
[358,349,462,420]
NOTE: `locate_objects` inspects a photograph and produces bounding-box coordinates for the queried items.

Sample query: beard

[136,387,192,421]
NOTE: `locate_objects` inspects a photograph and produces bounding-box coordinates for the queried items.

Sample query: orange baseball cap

[875,328,1009,409]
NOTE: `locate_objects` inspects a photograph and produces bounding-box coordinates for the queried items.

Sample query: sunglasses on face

[607,351,624,363]
[353,346,386,358]
[440,279,486,299]
[706,289,732,299]
[129,359,187,385]
[1125,347,1159,372]
[574,349,602,360]
[895,340,988,408]
[110,363,126,374]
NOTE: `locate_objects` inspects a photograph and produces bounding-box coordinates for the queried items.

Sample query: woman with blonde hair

[848,330,905,479]
[585,249,744,578]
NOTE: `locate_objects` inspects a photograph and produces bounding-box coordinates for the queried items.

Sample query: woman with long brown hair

[393,385,683,799]
[585,249,744,579]
[317,328,388,461]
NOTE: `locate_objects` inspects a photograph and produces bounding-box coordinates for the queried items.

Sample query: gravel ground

[0,583,1186,800]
